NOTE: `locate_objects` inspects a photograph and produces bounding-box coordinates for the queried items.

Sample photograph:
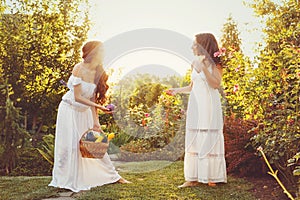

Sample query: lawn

[0,161,256,200]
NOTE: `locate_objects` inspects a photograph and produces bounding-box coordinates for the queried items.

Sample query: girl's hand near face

[166,89,176,96]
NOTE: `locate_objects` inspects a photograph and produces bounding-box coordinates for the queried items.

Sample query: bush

[115,91,186,161]
[9,147,52,176]
[224,116,266,177]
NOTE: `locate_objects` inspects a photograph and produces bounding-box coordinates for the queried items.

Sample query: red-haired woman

[49,41,130,193]
[167,33,227,187]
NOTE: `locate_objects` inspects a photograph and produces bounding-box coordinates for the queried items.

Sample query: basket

[79,129,109,159]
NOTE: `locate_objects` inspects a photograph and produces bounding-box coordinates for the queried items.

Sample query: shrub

[224,116,266,177]
[9,147,52,176]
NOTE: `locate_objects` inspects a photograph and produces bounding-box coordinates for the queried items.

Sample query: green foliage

[0,83,29,174]
[0,0,90,174]
[219,2,299,192]
[248,0,300,190]
[221,50,253,118]
[37,134,54,165]
[102,73,186,161]
[129,82,166,109]
[0,0,90,140]
[10,147,52,176]
[220,16,253,118]
[119,91,185,153]
[221,14,242,52]
[288,152,300,176]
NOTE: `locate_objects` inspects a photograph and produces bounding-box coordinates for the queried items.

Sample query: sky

[86,0,266,81]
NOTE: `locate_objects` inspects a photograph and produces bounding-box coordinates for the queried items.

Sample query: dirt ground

[246,175,293,200]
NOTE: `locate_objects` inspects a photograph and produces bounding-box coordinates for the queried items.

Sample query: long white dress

[49,75,121,192]
[184,67,227,183]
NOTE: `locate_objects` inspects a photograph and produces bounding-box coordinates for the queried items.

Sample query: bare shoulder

[192,59,198,66]
[72,63,83,77]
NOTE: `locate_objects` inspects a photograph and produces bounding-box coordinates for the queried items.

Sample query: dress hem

[48,175,121,193]
[185,178,227,184]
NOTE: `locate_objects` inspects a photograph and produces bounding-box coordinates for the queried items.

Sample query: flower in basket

[86,131,97,141]
[95,132,108,143]
[84,130,115,143]
[107,133,115,141]
[80,130,109,159]
[95,134,105,143]
[105,103,115,111]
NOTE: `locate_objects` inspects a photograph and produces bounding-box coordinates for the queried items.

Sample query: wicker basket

[79,129,109,159]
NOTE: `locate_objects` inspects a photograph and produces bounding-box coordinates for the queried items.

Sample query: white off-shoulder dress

[49,75,121,192]
[184,67,227,183]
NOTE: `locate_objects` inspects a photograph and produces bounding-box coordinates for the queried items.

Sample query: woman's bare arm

[201,66,222,89]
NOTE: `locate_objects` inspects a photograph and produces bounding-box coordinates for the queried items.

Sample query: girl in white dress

[167,33,227,187]
[49,41,130,193]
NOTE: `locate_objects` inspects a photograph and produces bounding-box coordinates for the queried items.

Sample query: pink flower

[235,66,240,72]
[233,84,239,93]
[214,47,226,58]
[144,113,150,117]
[214,51,220,58]
[220,47,226,53]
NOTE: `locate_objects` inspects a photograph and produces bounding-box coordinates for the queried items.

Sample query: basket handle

[80,128,93,141]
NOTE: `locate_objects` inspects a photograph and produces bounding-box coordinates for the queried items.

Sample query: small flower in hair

[220,47,226,53]
[214,47,226,58]
[214,51,220,58]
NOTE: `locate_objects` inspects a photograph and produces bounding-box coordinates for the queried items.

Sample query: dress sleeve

[72,76,82,86]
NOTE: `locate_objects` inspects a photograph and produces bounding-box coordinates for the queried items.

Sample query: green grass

[0,176,61,200]
[0,161,256,200]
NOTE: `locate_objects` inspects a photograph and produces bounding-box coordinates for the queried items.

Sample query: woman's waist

[61,94,90,112]
[191,84,219,92]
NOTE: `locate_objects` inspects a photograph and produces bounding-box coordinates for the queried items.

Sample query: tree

[220,14,242,53]
[249,0,300,191]
[129,83,166,109]
[0,82,29,174]
[0,0,90,144]
[0,0,91,173]
[219,15,252,118]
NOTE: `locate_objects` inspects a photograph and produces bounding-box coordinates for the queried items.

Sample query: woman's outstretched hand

[97,105,113,114]
[166,89,176,96]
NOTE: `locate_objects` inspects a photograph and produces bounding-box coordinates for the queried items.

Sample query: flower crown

[214,47,226,58]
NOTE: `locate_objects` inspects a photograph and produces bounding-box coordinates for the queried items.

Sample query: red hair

[94,66,109,104]
[195,33,221,66]
[81,41,109,104]
[82,41,102,63]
